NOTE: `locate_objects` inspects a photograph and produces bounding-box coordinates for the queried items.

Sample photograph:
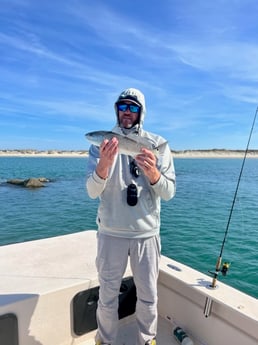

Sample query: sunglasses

[117,103,140,113]
[127,160,140,206]
[130,160,140,177]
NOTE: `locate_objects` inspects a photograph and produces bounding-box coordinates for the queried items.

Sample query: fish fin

[151,141,168,157]
[152,140,168,150]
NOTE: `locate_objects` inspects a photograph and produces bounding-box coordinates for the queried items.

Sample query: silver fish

[85,130,165,157]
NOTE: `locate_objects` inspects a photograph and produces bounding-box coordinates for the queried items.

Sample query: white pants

[95,232,161,345]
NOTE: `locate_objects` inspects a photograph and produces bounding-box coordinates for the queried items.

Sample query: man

[86,88,176,345]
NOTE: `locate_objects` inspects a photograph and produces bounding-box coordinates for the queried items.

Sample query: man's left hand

[135,148,161,185]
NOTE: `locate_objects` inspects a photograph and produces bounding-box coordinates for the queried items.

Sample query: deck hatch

[0,313,18,345]
[72,276,136,335]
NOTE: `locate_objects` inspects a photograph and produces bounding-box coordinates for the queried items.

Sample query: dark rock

[7,179,26,186]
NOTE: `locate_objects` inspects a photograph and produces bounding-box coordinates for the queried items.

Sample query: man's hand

[96,137,119,179]
[135,148,161,185]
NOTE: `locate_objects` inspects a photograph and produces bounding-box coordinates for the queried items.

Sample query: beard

[119,115,139,129]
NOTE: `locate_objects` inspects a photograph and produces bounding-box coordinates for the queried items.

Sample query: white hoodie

[86,88,176,238]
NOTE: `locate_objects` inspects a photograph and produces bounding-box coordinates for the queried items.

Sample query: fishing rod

[209,106,258,289]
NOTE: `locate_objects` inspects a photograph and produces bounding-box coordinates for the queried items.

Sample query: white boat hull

[0,231,257,345]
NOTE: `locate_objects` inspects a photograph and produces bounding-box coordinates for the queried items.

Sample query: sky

[1,0,258,151]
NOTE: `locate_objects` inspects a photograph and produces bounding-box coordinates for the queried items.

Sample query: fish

[85,130,166,157]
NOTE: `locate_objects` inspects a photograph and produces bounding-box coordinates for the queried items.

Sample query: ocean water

[0,157,257,299]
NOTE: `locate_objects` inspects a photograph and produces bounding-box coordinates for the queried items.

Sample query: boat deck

[1,230,257,345]
[83,316,197,345]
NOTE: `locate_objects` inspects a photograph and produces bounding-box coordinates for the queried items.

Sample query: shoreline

[1,149,258,158]
[172,149,258,158]
[0,150,89,158]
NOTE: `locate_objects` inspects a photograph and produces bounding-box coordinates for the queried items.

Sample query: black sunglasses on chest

[127,160,140,206]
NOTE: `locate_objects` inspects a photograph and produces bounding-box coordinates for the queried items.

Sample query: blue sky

[1,0,258,151]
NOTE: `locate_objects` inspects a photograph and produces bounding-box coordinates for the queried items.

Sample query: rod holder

[203,297,213,317]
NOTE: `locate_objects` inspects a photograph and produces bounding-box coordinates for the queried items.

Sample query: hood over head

[114,88,146,134]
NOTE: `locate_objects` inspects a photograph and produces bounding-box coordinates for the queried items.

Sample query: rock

[7,177,49,188]
[38,177,50,183]
[7,179,25,186]
[24,178,45,188]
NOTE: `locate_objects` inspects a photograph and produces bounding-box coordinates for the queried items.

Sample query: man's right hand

[96,137,119,179]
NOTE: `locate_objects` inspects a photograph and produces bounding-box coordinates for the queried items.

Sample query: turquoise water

[1,157,257,299]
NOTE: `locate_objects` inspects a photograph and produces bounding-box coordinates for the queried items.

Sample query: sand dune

[1,149,258,158]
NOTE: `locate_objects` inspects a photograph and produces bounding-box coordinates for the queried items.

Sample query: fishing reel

[208,261,231,277]
[208,260,231,289]
[221,262,231,276]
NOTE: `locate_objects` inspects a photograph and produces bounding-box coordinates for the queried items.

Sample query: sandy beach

[1,149,258,158]
[0,150,89,158]
[172,149,258,158]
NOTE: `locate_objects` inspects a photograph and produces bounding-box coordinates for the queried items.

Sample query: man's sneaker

[145,339,156,345]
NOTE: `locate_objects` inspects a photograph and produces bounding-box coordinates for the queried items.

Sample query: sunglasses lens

[118,104,128,111]
[127,183,138,206]
[118,103,140,113]
[129,105,140,113]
